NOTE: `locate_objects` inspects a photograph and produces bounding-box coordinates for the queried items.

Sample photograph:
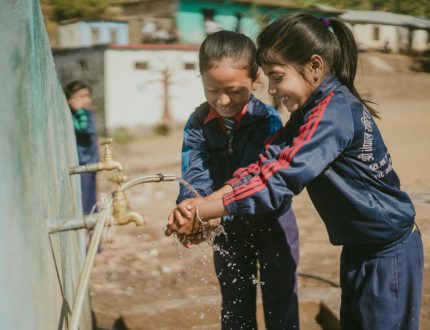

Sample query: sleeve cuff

[226,177,240,188]
[222,191,238,214]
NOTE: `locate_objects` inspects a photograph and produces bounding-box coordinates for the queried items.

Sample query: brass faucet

[109,175,144,226]
[69,138,124,175]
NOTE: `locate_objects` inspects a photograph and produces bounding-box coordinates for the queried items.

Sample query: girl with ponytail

[166,13,423,330]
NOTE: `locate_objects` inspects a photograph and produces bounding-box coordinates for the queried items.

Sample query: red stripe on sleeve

[225,92,333,204]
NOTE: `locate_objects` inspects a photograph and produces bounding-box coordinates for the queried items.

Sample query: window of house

[184,62,196,70]
[373,26,380,41]
[110,28,118,44]
[135,61,149,70]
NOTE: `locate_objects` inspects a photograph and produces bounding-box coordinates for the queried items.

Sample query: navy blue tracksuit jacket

[220,76,423,329]
[223,75,415,248]
[177,95,300,329]
[177,95,283,205]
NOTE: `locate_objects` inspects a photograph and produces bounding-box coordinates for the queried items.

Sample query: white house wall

[58,21,129,48]
[412,30,429,51]
[348,23,429,53]
[350,23,405,52]
[104,49,206,131]
[58,22,82,48]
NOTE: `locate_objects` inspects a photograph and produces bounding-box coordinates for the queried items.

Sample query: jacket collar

[204,94,265,129]
[299,74,341,115]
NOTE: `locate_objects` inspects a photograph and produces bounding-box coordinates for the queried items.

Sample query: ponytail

[257,13,379,118]
[330,18,379,118]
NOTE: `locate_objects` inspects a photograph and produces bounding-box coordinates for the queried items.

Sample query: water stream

[175,178,226,248]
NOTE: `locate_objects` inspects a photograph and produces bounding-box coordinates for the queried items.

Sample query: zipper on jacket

[228,141,233,155]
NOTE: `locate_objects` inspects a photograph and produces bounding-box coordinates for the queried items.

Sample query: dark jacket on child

[177,95,300,329]
[223,75,415,247]
[177,94,289,231]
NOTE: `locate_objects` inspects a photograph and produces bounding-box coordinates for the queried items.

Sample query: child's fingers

[177,203,192,218]
[174,208,188,225]
[167,209,175,225]
[164,223,174,236]
[207,218,222,227]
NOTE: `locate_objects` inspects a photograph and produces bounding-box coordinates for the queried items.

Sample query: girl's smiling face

[262,62,316,113]
[202,59,256,118]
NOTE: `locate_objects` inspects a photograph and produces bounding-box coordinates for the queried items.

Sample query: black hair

[199,30,259,81]
[64,80,91,100]
[257,13,379,118]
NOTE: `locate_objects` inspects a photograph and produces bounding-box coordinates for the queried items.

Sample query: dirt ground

[90,52,430,329]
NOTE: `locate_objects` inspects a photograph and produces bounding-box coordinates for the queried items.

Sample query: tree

[47,0,109,21]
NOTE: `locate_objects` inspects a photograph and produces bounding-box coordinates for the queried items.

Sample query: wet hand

[176,219,222,248]
[165,206,199,236]
[177,231,206,248]
[167,197,207,226]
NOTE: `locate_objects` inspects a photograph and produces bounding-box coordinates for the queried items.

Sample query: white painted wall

[58,22,82,48]
[58,21,129,48]
[413,30,430,51]
[349,23,429,53]
[350,23,403,52]
[104,48,206,131]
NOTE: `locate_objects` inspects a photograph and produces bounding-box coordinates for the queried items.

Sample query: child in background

[167,14,423,330]
[176,30,299,329]
[64,80,99,215]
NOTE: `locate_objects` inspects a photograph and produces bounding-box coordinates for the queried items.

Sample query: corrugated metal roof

[59,18,129,25]
[340,10,430,29]
[109,44,200,51]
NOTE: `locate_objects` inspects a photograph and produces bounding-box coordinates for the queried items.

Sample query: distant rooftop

[59,18,128,25]
[340,10,430,29]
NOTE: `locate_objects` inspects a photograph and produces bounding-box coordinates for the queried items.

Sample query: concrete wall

[104,46,205,132]
[0,1,91,328]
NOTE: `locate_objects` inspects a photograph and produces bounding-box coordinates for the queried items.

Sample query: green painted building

[177,0,343,43]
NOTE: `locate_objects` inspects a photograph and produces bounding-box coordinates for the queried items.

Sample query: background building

[340,10,430,53]
[58,19,129,48]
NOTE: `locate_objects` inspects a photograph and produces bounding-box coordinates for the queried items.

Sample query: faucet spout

[98,159,124,172]
[69,138,123,174]
[125,211,145,226]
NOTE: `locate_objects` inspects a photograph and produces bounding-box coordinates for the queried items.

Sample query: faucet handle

[108,175,127,186]
[101,138,114,146]
[100,138,114,159]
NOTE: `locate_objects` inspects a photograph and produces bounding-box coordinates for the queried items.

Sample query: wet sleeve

[176,114,214,204]
[223,92,354,216]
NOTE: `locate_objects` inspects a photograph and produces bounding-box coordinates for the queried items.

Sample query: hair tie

[320,17,334,33]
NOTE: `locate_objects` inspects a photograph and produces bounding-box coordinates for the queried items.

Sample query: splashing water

[176,177,226,249]
[251,274,265,288]
[177,177,202,199]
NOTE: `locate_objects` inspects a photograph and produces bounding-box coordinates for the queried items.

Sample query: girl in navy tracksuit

[167,14,423,330]
[176,31,299,329]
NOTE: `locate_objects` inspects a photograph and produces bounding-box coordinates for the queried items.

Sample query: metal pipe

[69,202,112,330]
[120,173,178,191]
[48,215,98,233]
